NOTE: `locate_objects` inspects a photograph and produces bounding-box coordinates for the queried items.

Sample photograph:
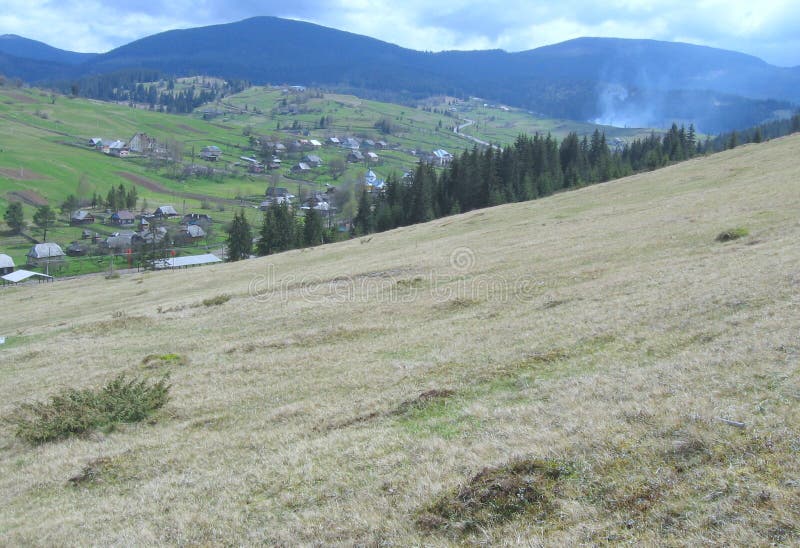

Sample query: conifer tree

[226,209,252,261]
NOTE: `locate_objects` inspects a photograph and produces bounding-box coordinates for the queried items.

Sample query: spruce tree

[226,209,252,261]
[4,201,24,234]
[303,207,324,246]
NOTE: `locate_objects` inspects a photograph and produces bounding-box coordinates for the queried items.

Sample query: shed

[110,210,136,225]
[70,210,95,225]
[26,243,65,267]
[2,269,53,284]
[155,205,179,217]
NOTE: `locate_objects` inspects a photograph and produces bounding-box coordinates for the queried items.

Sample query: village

[1,125,455,285]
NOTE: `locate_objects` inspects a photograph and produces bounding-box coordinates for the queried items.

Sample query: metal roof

[2,269,53,283]
[27,243,65,259]
[154,253,222,269]
[0,254,14,269]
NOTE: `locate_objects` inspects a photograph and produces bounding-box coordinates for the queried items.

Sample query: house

[239,156,264,173]
[342,137,360,150]
[366,152,379,162]
[26,243,65,267]
[268,158,282,170]
[107,140,129,157]
[137,226,168,246]
[273,143,287,154]
[431,149,453,166]
[347,150,365,163]
[292,162,311,173]
[365,170,385,192]
[110,210,136,225]
[70,210,95,225]
[182,213,212,226]
[180,224,206,242]
[376,140,388,149]
[200,145,222,161]
[328,137,341,146]
[0,254,15,275]
[259,196,291,210]
[104,231,136,251]
[266,187,292,199]
[309,139,322,148]
[89,137,103,149]
[128,133,159,154]
[362,139,376,148]
[66,241,89,257]
[303,154,323,167]
[154,205,179,218]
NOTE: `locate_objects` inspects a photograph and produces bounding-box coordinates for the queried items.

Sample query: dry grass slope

[1,136,799,544]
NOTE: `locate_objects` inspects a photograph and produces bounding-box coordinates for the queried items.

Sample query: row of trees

[353,116,798,235]
[3,202,56,240]
[225,205,334,261]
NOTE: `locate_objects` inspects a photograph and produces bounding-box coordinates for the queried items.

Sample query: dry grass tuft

[417,457,573,536]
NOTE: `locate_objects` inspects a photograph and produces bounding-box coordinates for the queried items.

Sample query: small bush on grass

[200,294,231,307]
[715,227,749,242]
[417,457,573,536]
[14,374,170,444]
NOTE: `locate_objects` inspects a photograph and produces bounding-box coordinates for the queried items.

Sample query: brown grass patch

[1,168,49,182]
[417,457,573,535]
[320,389,456,431]
[5,189,48,205]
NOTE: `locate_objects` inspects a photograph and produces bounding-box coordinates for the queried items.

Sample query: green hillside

[0,135,798,544]
[0,82,648,272]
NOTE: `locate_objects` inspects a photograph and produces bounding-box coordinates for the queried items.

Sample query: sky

[1,0,798,67]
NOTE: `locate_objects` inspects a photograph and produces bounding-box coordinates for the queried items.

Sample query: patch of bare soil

[0,167,48,181]
[6,190,48,206]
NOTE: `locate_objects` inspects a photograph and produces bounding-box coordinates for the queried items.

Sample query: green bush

[14,374,170,444]
[715,227,749,242]
[201,294,231,307]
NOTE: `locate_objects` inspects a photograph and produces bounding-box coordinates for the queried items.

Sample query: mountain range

[1,17,798,133]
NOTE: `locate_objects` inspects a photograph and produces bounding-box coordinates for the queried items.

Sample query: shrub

[201,294,231,307]
[417,457,573,535]
[14,374,170,444]
[715,227,749,242]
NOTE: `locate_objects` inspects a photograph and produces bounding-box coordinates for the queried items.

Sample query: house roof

[156,205,178,215]
[0,254,14,268]
[367,152,379,159]
[27,243,65,259]
[185,225,206,238]
[294,162,311,170]
[71,210,93,221]
[309,139,322,147]
[108,140,126,149]
[2,269,53,283]
[304,155,322,163]
[202,145,221,152]
[112,210,136,220]
[154,253,222,269]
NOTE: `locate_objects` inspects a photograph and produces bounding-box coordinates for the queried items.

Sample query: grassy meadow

[0,134,798,544]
